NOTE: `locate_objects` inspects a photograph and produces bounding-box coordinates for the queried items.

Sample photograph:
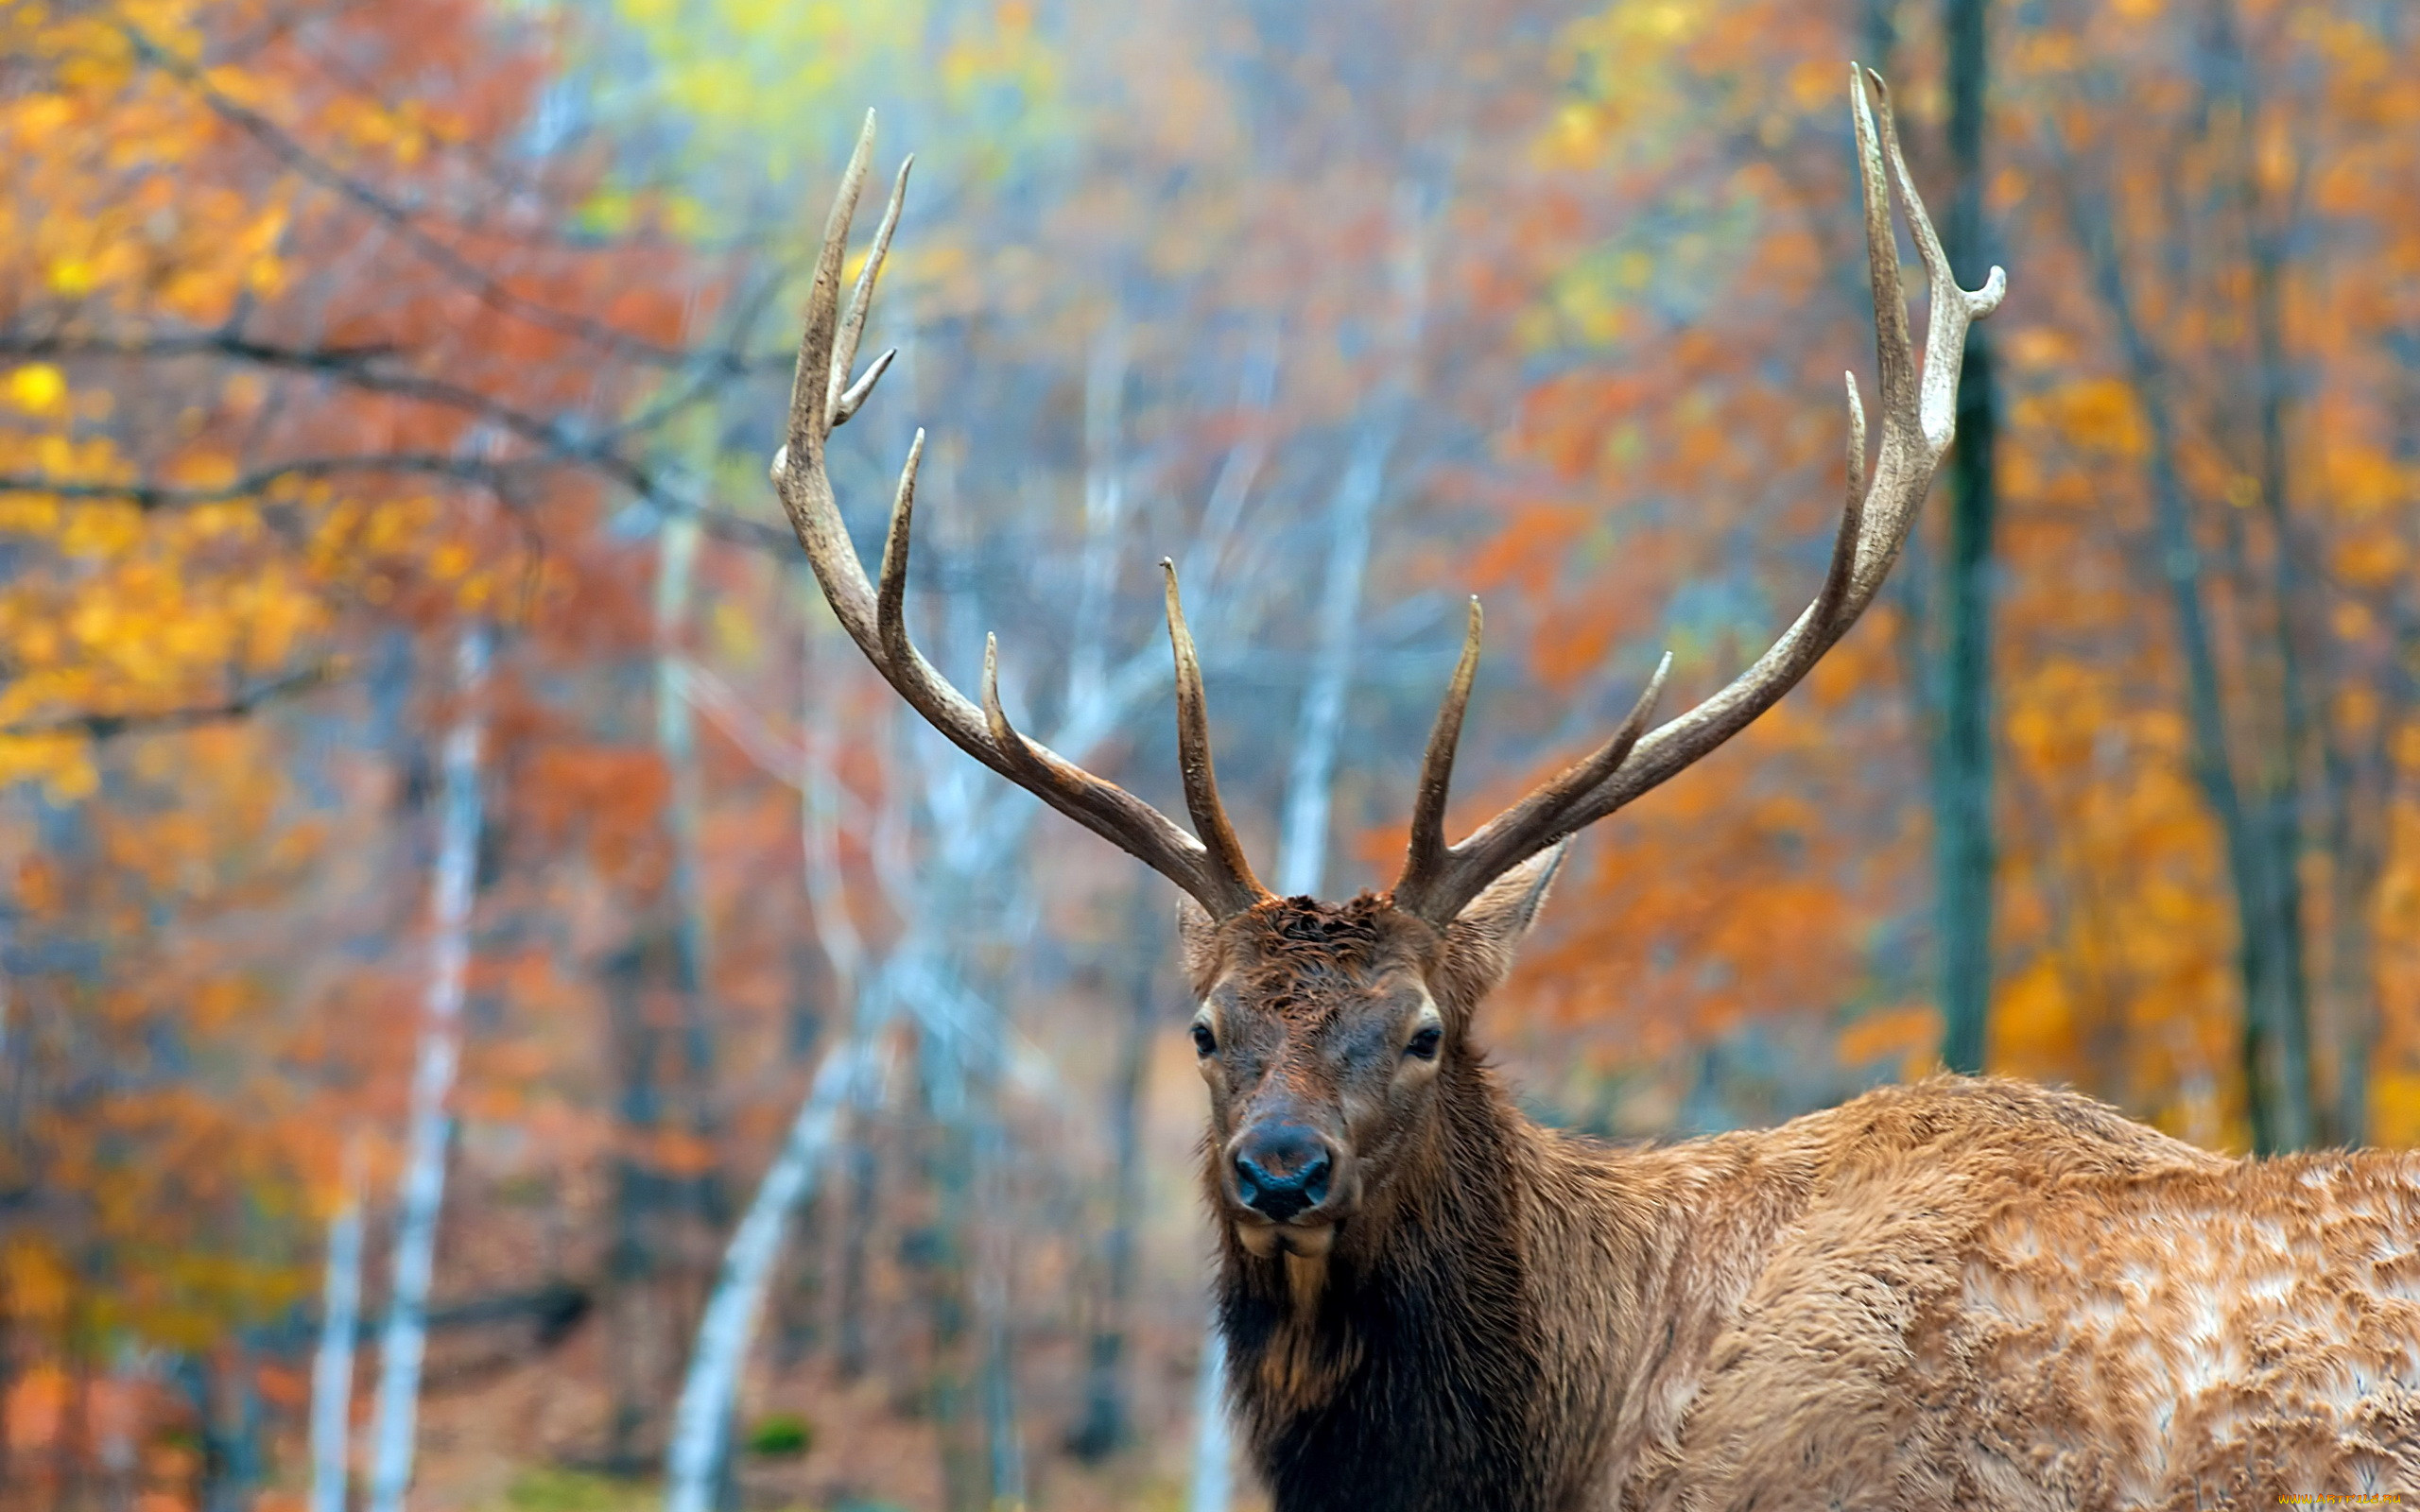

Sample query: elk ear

[1177,894,1223,999]
[1435,842,1568,1012]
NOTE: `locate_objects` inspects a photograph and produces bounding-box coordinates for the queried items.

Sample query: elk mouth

[1275,1220,1335,1258]
[1230,1210,1339,1262]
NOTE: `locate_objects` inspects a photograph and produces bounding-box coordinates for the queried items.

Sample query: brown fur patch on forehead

[1228,893,1428,1024]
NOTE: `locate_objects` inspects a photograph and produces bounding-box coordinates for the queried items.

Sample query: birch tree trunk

[1271,183,1426,898]
[366,624,491,1512]
[655,513,725,1214]
[663,1041,860,1512]
[663,582,886,1512]
[1273,431,1386,899]
[308,1143,367,1512]
[1187,1327,1235,1512]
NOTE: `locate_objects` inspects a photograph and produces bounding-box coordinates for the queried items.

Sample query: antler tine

[1399,597,1484,900]
[1163,560,1276,913]
[1843,370,1868,516]
[1873,67,2004,448]
[1393,649,1672,922]
[774,119,1271,921]
[1837,65,2003,610]
[1856,69,1917,487]
[833,347,896,430]
[874,429,925,670]
[829,154,912,429]
[786,112,873,472]
[1391,65,2002,925]
[976,612,1253,910]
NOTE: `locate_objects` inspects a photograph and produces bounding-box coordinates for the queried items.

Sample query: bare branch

[0,455,525,510]
[120,24,699,369]
[0,662,339,741]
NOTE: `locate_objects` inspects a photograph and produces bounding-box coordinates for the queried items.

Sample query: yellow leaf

[7,363,66,415]
[45,257,95,296]
[2373,1071,2420,1150]
[2,1236,73,1322]
[1837,1004,1945,1079]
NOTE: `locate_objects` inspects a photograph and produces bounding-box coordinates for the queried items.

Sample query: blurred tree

[1493,0,2420,1161]
[0,0,732,1499]
[1932,0,2000,1076]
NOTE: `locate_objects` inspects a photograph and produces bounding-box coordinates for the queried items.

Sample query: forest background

[2,0,2415,1508]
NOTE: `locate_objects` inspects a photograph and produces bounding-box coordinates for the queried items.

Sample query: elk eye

[1405,1025,1443,1060]
[1191,1022,1218,1057]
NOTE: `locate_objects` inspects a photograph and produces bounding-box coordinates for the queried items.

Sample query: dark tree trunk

[776,939,828,1368]
[1934,0,1997,1075]
[61,1345,90,1512]
[2052,107,2315,1153]
[2211,0,2318,1149]
[919,1107,981,1512]
[2340,331,2420,1143]
[1069,894,1163,1460]
[835,1115,878,1382]
[603,936,670,1473]
[0,1287,13,1501]
[1862,0,1897,70]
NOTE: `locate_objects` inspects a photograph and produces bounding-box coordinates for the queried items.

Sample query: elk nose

[1233,1125,1334,1223]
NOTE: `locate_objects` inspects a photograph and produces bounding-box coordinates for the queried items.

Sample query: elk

[772,68,2420,1511]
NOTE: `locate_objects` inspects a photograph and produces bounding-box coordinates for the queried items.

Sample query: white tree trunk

[1187,1322,1235,1512]
[660,586,881,1512]
[1274,429,1387,899]
[655,512,720,1157]
[309,1143,367,1512]
[663,1039,860,1512]
[366,625,491,1512]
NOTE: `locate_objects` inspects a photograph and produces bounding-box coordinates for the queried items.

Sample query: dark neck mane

[1215,1063,1554,1512]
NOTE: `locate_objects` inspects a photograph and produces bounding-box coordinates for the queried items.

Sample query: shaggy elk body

[771,69,2420,1511]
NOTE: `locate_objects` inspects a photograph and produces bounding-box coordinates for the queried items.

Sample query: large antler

[1392,66,2006,925]
[770,114,1274,920]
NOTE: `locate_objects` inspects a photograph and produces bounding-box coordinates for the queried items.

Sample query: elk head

[772,68,2000,1267]
[1170,845,1569,1266]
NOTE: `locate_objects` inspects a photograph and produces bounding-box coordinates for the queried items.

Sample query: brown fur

[1179,869,2420,1510]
